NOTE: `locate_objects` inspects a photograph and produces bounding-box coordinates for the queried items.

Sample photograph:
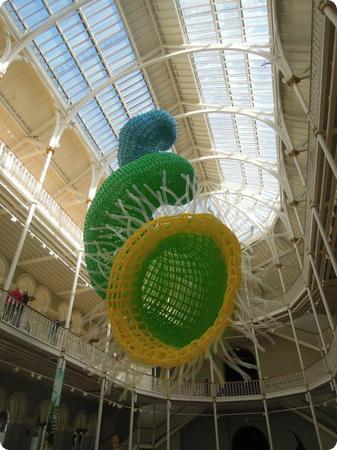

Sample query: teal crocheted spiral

[118,109,176,167]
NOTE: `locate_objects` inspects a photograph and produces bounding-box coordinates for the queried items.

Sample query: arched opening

[232,426,269,450]
[224,348,258,382]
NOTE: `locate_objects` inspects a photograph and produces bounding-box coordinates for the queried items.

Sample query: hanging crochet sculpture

[84,109,241,369]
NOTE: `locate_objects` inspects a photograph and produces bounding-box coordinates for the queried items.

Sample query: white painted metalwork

[94,324,111,450]
[1,0,304,244]
[308,254,335,331]
[0,0,96,75]
[320,1,337,28]
[311,206,337,276]
[209,362,220,450]
[1,289,336,401]
[0,139,83,245]
[288,308,324,450]
[251,326,274,450]
[315,131,337,180]
[176,106,288,147]
[128,392,135,450]
[189,154,287,194]
[4,146,54,291]
[166,397,170,450]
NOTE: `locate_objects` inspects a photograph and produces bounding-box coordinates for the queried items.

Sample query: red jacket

[7,289,23,305]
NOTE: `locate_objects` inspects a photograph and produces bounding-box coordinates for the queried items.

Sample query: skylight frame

[4,0,155,164]
[178,0,280,242]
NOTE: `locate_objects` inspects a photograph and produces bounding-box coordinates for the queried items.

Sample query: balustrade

[0,140,83,246]
[0,289,335,401]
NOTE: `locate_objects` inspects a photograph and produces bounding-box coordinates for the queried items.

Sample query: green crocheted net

[84,152,195,298]
[132,233,228,348]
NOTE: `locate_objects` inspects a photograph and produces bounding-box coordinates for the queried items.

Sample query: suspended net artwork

[84,109,279,380]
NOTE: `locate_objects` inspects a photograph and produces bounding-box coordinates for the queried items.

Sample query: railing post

[209,361,220,450]
[4,147,54,290]
[288,308,324,450]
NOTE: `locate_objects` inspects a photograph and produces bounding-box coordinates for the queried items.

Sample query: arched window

[232,426,269,450]
[224,348,258,382]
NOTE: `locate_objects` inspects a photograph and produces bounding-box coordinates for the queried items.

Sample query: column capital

[312,127,323,137]
[285,74,301,86]
[319,1,337,13]
[287,148,300,157]
[288,199,299,207]
[46,146,56,154]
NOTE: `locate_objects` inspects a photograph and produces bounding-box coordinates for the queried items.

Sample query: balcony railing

[0,140,83,247]
[0,290,336,402]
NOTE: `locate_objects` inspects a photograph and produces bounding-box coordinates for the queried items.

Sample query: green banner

[43,359,66,449]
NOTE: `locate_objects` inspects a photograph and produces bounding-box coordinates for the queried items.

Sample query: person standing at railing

[15,291,35,328]
[3,288,22,324]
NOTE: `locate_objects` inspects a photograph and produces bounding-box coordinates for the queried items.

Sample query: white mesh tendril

[82,173,293,386]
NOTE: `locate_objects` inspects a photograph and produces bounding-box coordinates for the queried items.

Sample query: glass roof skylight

[4,0,280,242]
[178,0,280,241]
[5,0,154,169]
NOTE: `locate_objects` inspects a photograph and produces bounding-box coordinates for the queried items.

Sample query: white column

[94,379,106,450]
[209,362,220,450]
[306,287,337,393]
[4,147,54,290]
[308,253,334,330]
[65,248,83,329]
[292,82,309,115]
[311,206,337,276]
[288,309,324,450]
[42,176,97,449]
[252,330,274,450]
[128,391,135,450]
[94,324,111,450]
[320,1,337,28]
[315,131,337,179]
[166,399,170,450]
[152,404,156,450]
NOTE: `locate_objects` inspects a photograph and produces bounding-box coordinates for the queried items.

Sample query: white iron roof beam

[139,0,209,182]
[208,0,247,186]
[176,106,292,151]
[0,0,96,75]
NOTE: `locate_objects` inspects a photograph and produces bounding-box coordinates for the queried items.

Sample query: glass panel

[179,0,279,240]
[5,0,155,167]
